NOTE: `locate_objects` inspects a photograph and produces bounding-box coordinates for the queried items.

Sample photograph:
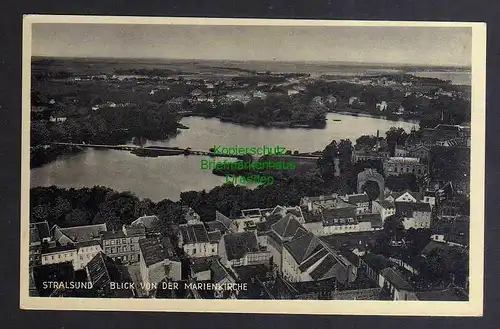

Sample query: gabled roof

[31,221,50,242]
[393,190,423,202]
[139,237,179,267]
[215,210,233,229]
[85,252,132,297]
[223,231,259,261]
[362,253,391,272]
[309,254,341,281]
[53,223,107,244]
[179,224,210,244]
[271,213,303,239]
[380,268,413,291]
[131,215,160,229]
[375,199,396,209]
[210,259,233,283]
[283,232,320,264]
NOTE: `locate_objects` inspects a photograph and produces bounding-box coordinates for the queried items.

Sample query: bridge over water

[51,142,321,160]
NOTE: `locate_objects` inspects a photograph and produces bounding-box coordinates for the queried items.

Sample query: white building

[178,223,218,258]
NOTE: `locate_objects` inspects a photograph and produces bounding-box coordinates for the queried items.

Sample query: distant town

[29,58,470,301]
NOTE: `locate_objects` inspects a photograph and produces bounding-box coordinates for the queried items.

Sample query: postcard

[21,15,486,316]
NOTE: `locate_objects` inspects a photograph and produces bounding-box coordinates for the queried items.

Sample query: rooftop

[54,223,107,244]
[139,237,179,267]
[395,202,432,216]
[130,215,160,230]
[380,267,413,291]
[179,224,210,244]
[223,231,259,261]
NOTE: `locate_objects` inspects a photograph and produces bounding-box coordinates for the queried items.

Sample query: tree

[355,135,378,150]
[383,215,406,241]
[65,208,90,226]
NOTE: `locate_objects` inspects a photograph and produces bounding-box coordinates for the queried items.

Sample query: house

[395,202,432,229]
[219,231,270,268]
[178,223,218,258]
[189,257,217,281]
[372,200,396,222]
[360,253,391,283]
[75,240,103,270]
[300,194,352,212]
[130,215,160,231]
[287,89,300,96]
[267,214,306,271]
[41,245,78,268]
[341,192,371,214]
[101,225,146,264]
[383,157,427,177]
[407,145,430,161]
[138,237,181,296]
[85,252,134,298]
[378,267,416,300]
[385,190,423,203]
[282,232,357,284]
[30,221,52,267]
[52,223,107,246]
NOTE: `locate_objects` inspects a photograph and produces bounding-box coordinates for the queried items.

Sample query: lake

[30,113,418,202]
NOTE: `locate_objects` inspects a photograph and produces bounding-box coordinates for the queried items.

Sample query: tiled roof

[179,224,210,244]
[322,207,356,220]
[375,200,395,209]
[210,259,232,283]
[283,232,319,264]
[41,244,77,254]
[215,210,233,229]
[76,240,101,248]
[139,237,179,267]
[208,230,222,243]
[346,193,370,205]
[309,254,340,281]
[31,221,50,241]
[298,247,329,272]
[380,268,413,291]
[395,201,431,216]
[223,231,259,261]
[362,253,391,272]
[271,213,302,239]
[131,215,160,229]
[55,223,107,244]
[205,220,227,233]
[421,240,455,256]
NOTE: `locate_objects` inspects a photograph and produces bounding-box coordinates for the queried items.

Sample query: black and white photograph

[21,16,486,315]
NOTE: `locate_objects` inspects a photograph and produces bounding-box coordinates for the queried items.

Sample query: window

[122,238,126,244]
[130,245,135,251]
[58,254,61,259]
[104,240,109,246]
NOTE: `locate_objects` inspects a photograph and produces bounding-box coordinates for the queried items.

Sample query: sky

[32,23,472,67]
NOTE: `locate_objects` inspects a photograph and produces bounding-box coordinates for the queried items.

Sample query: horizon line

[31,55,471,69]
